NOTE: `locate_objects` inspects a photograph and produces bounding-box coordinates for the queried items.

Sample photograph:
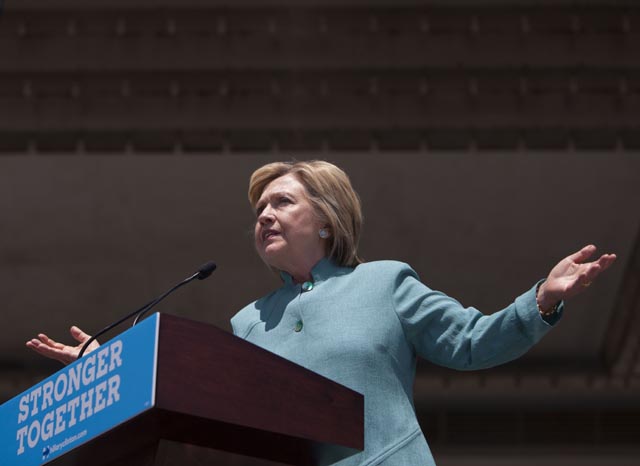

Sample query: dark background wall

[1,1,639,465]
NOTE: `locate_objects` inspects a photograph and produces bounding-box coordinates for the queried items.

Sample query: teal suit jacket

[231,259,561,465]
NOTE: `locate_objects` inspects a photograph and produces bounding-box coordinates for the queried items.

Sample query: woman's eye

[255,197,291,216]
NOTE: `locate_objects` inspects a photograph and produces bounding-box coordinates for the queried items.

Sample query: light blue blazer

[231,259,561,466]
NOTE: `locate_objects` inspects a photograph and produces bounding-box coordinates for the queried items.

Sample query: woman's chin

[260,244,286,265]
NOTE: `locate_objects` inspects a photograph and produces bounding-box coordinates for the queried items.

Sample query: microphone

[77,261,217,359]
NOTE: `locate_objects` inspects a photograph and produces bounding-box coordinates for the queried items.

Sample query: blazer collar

[279,257,351,286]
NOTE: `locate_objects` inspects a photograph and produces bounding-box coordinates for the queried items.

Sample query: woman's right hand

[26,326,99,365]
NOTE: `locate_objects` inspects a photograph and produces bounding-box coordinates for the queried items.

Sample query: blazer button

[301,281,314,292]
[294,320,303,332]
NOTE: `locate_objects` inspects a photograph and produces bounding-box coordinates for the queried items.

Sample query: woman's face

[254,174,326,275]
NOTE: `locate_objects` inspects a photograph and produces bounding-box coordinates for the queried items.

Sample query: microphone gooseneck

[77,261,217,359]
[131,261,217,326]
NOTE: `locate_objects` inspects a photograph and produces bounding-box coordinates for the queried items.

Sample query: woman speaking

[27,160,617,466]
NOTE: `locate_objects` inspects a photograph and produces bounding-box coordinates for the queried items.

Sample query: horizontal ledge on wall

[0,128,639,154]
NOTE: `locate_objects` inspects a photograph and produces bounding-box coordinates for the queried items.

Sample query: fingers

[25,339,73,364]
[548,247,617,301]
[25,328,92,365]
[586,254,617,282]
[568,244,597,264]
[597,253,617,272]
[583,264,601,284]
[69,326,92,344]
[25,333,64,350]
[38,333,66,349]
[25,326,98,366]
[573,253,617,291]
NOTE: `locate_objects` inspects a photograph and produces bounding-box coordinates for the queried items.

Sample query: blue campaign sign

[0,313,160,466]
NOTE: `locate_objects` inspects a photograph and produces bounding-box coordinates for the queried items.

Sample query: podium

[1,314,364,466]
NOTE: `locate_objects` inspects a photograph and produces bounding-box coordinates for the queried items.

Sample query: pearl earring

[319,228,330,239]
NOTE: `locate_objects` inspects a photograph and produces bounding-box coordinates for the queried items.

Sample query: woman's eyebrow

[255,190,298,211]
[263,190,296,202]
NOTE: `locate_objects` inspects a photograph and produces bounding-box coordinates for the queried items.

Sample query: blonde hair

[248,160,363,267]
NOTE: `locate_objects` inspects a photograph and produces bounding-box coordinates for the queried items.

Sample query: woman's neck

[285,256,325,284]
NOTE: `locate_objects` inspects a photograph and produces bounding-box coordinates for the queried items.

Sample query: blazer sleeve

[391,264,563,371]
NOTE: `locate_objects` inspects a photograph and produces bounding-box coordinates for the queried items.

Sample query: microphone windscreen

[197,261,217,280]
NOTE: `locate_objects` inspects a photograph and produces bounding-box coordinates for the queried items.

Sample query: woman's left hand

[537,244,617,311]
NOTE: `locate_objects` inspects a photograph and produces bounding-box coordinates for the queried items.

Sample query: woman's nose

[258,206,275,224]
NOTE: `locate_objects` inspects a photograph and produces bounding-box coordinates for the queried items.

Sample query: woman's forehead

[259,174,306,200]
